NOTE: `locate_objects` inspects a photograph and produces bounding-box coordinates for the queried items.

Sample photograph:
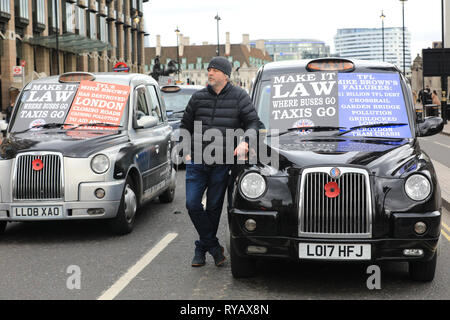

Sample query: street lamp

[214,13,221,56]
[380,10,386,62]
[441,0,447,124]
[175,26,180,81]
[399,0,407,75]
[54,0,60,75]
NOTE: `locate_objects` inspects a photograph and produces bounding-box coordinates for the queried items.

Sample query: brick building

[0,0,149,115]
[145,33,272,89]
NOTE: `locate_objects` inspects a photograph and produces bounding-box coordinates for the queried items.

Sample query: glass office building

[250,39,330,61]
[334,28,411,74]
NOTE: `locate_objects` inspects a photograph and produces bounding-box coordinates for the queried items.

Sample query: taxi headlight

[405,174,431,201]
[240,172,266,199]
[91,154,110,174]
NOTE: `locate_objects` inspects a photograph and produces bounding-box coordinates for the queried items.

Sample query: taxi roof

[260,58,402,80]
[24,72,158,89]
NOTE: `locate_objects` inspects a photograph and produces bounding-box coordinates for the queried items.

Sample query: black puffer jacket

[180,82,260,163]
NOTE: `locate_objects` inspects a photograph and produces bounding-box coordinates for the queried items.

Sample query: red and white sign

[65,81,131,130]
[13,66,23,76]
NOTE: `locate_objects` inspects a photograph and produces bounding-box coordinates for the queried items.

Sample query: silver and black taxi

[0,72,176,235]
[227,58,444,281]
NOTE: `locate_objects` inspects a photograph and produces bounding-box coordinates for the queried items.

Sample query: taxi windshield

[10,81,130,133]
[256,71,412,139]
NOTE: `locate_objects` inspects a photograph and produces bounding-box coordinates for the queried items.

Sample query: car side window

[147,86,164,124]
[136,87,150,119]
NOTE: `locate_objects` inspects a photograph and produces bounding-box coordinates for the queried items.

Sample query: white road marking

[98,233,178,300]
[434,141,450,149]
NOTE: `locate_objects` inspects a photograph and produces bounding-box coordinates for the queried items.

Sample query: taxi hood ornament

[330,167,341,179]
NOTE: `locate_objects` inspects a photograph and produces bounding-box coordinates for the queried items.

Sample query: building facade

[145,33,272,90]
[334,27,412,75]
[0,0,148,114]
[250,39,330,62]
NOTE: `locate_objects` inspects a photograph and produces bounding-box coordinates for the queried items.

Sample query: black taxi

[227,58,444,281]
[0,72,176,235]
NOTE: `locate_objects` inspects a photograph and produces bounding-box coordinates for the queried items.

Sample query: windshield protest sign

[65,81,130,129]
[11,83,78,132]
[270,72,411,138]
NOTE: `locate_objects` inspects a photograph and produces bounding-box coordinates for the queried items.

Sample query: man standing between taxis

[180,57,260,267]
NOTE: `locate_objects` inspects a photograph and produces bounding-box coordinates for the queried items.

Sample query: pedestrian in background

[6,87,20,123]
[180,56,260,268]
[412,90,418,106]
[432,90,441,106]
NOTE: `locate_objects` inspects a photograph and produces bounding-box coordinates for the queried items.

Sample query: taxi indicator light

[161,86,181,93]
[59,72,95,83]
[32,159,44,171]
[307,59,355,72]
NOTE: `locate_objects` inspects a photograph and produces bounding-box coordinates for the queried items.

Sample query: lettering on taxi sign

[65,81,130,129]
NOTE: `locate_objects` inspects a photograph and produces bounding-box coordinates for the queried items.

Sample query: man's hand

[185,154,192,162]
[234,142,249,160]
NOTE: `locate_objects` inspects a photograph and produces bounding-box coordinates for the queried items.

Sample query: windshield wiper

[14,123,77,134]
[266,126,345,138]
[70,122,124,129]
[336,123,408,136]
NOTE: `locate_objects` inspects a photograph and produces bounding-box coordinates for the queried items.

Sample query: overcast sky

[143,0,443,58]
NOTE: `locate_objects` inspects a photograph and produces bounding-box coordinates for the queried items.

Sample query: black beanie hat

[207,57,232,77]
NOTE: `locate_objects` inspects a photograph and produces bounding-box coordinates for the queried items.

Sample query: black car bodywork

[227,59,444,281]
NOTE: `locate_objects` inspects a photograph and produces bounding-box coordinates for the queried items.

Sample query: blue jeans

[186,163,232,251]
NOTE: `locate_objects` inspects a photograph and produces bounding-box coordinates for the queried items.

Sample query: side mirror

[137,115,159,129]
[417,116,444,137]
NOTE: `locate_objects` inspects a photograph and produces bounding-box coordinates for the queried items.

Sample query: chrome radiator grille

[14,153,63,200]
[299,167,372,239]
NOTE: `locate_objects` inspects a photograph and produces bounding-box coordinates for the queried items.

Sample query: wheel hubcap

[124,185,137,223]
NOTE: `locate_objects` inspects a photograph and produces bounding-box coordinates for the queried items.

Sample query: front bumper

[0,201,121,221]
[0,180,125,221]
[229,209,441,262]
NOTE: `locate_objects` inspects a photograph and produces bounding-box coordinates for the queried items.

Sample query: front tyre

[230,236,257,279]
[109,177,138,235]
[159,169,176,203]
[0,222,6,235]
[409,252,437,282]
[159,184,175,203]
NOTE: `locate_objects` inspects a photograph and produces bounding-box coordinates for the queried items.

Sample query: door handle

[155,145,160,154]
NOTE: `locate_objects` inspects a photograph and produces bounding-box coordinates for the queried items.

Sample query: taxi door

[130,85,169,199]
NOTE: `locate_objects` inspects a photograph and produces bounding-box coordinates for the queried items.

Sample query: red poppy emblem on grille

[324,181,340,198]
[32,159,43,171]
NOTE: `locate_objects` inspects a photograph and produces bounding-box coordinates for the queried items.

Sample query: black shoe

[191,253,206,267]
[209,245,226,267]
[192,243,206,267]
